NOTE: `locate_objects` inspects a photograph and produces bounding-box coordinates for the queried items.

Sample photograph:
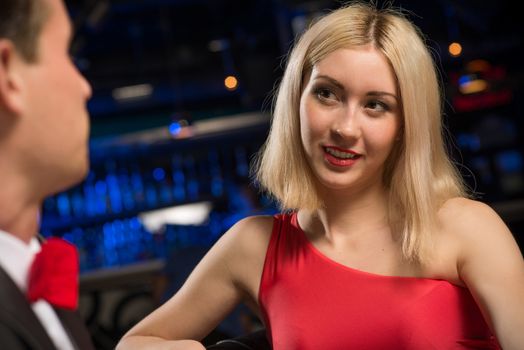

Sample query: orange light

[466,59,491,73]
[459,79,489,94]
[448,42,462,57]
[224,75,238,91]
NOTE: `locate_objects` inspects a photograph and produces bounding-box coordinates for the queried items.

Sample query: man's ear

[0,39,26,115]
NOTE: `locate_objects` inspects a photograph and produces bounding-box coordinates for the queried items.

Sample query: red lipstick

[323,146,362,167]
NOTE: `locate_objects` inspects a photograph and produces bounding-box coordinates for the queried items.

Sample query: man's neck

[0,204,40,244]
[0,172,41,244]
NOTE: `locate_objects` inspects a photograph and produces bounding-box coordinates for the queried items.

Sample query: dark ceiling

[64,0,522,136]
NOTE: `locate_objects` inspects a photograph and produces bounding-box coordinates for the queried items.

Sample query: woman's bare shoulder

[216,215,276,303]
[438,197,517,261]
[440,196,492,213]
[224,215,275,251]
[216,215,275,268]
[437,201,524,349]
[438,197,508,235]
[434,197,520,284]
[195,215,275,280]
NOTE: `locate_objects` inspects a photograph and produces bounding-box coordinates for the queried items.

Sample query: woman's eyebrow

[367,91,399,102]
[313,75,345,90]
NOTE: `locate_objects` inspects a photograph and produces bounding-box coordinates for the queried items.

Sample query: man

[0,0,94,348]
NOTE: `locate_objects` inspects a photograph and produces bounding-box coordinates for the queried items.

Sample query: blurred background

[42,0,523,348]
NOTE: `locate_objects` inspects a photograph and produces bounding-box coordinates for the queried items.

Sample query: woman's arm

[451,198,524,350]
[116,215,273,349]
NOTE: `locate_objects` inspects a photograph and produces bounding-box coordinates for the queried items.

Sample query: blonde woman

[117,3,524,349]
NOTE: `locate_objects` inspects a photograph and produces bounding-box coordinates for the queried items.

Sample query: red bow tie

[27,237,79,310]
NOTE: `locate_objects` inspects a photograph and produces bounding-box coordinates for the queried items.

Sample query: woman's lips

[323,146,362,167]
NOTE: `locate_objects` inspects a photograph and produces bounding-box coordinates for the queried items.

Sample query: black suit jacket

[0,266,95,350]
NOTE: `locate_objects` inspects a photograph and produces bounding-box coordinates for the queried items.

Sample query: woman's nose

[331,105,361,140]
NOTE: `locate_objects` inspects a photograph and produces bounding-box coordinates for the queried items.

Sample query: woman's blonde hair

[254,2,466,263]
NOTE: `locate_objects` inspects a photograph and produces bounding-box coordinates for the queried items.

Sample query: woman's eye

[314,88,337,102]
[366,100,389,112]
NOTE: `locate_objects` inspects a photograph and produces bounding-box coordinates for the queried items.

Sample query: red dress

[258,213,500,349]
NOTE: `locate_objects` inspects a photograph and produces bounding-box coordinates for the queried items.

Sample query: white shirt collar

[0,229,41,292]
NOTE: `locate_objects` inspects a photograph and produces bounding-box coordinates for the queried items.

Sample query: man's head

[0,0,92,200]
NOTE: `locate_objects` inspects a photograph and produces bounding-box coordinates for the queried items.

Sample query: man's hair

[0,0,49,62]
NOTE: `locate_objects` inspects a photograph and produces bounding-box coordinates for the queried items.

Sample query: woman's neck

[303,183,391,242]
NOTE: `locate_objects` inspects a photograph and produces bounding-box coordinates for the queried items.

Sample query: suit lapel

[0,267,56,350]
[54,307,95,350]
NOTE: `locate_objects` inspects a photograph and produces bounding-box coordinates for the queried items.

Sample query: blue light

[457,133,481,152]
[458,74,474,86]
[95,180,107,194]
[153,167,165,181]
[129,217,141,230]
[169,122,182,136]
[496,150,523,173]
[56,193,71,217]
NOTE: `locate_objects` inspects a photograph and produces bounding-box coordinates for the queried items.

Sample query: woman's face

[299,45,401,194]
